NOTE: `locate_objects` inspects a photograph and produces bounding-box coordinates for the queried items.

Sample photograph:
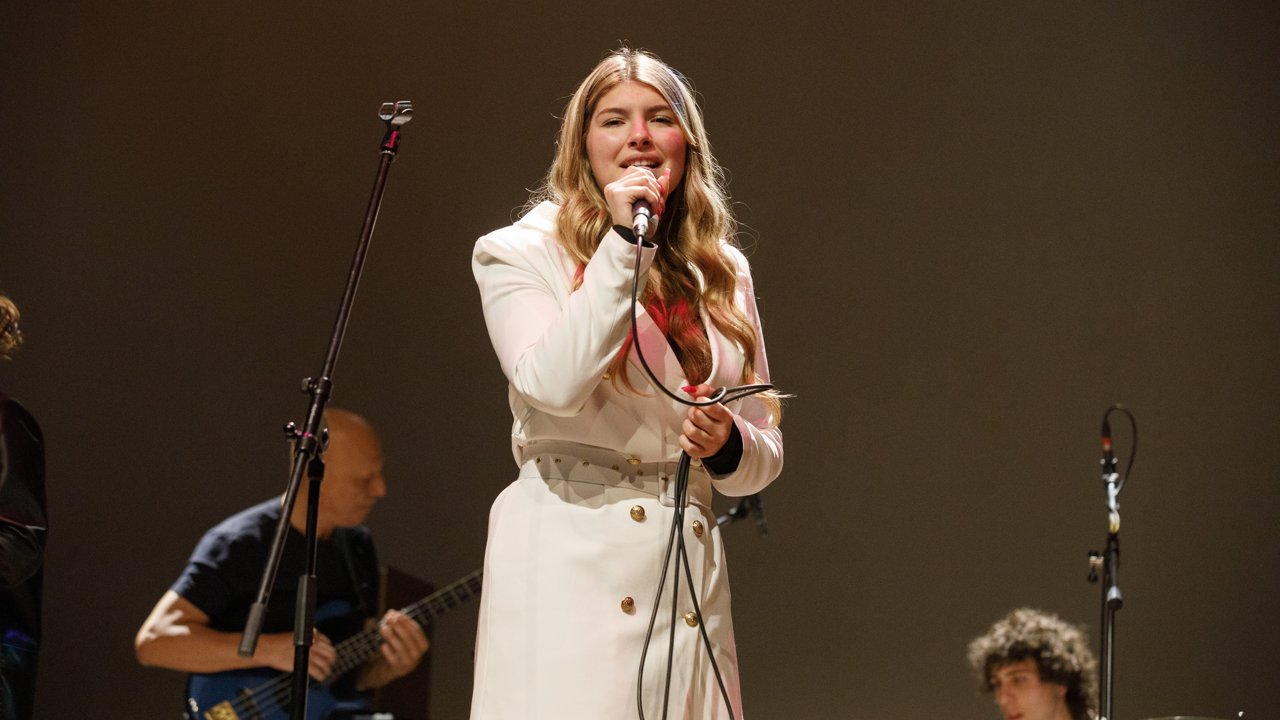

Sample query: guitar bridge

[203,700,240,720]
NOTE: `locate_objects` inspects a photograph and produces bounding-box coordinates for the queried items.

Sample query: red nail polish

[682,385,697,393]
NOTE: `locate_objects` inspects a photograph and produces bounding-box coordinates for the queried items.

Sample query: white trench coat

[469,201,784,719]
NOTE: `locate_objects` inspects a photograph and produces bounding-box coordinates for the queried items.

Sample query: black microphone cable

[625,224,775,720]
[1101,404,1138,494]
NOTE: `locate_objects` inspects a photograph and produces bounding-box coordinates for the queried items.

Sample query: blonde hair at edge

[535,47,781,423]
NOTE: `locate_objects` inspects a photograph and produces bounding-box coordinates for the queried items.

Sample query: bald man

[136,409,428,716]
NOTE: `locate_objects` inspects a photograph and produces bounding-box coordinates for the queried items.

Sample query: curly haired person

[968,608,1099,720]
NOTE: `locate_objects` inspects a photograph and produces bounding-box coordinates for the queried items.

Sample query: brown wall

[2,2,1276,718]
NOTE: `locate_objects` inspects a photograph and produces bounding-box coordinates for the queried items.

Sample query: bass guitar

[185,568,482,720]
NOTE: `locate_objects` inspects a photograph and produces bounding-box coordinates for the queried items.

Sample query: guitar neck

[330,568,483,678]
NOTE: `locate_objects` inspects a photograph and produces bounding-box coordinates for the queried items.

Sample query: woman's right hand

[603,167,670,235]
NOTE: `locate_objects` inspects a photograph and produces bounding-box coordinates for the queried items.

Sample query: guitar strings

[223,572,479,715]
[216,571,481,718]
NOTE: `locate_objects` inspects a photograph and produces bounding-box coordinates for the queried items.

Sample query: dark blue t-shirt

[172,498,379,647]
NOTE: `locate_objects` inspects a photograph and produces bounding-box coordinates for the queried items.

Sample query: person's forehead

[330,423,381,455]
[325,440,383,477]
[993,658,1038,679]
[594,82,668,111]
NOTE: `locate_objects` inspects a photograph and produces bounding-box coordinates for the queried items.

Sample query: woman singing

[470,47,784,719]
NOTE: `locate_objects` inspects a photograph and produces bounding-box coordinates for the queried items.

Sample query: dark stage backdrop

[2,2,1277,718]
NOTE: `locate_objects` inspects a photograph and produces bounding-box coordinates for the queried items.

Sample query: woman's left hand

[679,384,734,459]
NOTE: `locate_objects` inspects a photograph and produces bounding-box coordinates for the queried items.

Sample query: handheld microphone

[632,200,652,240]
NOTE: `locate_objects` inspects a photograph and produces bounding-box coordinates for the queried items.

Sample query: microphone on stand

[1097,410,1125,611]
[1101,418,1118,482]
[1101,418,1120,535]
[632,199,652,240]
[1091,405,1135,720]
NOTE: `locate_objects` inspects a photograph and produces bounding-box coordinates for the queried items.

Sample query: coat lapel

[629,302,736,391]
[629,303,686,388]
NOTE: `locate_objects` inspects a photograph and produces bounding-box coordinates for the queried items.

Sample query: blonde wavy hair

[0,295,22,359]
[534,48,780,421]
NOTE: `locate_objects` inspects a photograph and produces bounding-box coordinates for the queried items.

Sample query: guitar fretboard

[330,568,483,677]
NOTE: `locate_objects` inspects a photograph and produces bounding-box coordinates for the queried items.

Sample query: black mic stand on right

[1088,410,1130,720]
[715,494,767,534]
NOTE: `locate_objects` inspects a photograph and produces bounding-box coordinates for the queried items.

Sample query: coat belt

[517,440,711,511]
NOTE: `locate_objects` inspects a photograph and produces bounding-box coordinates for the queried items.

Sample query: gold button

[627,456,641,465]
[691,520,704,537]
[630,505,646,522]
[621,597,635,613]
[684,611,699,627]
[611,464,620,471]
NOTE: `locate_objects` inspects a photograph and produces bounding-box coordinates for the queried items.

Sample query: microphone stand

[236,100,413,720]
[1089,494,1121,720]
[1087,407,1134,720]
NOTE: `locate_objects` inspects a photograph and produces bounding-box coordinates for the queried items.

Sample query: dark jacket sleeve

[0,394,48,590]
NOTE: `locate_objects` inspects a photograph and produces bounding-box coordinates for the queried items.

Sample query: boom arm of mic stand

[716,500,746,528]
[237,101,413,720]
[716,494,762,530]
